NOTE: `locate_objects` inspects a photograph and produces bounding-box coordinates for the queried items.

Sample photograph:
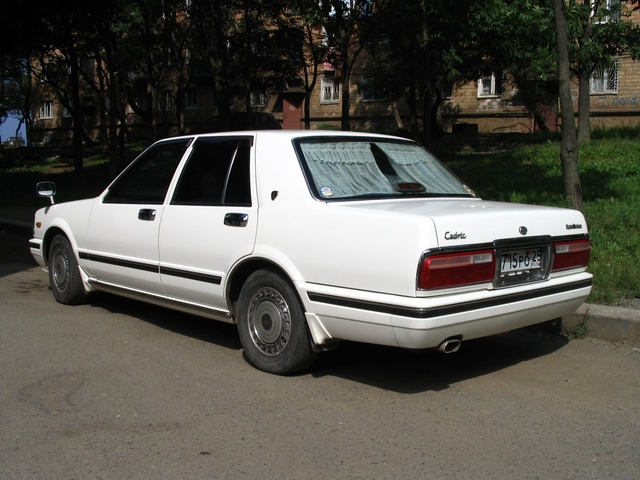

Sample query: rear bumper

[303,273,592,349]
[392,279,591,348]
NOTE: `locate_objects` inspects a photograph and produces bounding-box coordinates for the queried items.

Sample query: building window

[321,77,340,104]
[40,101,54,119]
[359,76,391,103]
[440,82,454,100]
[62,102,73,118]
[185,86,198,109]
[592,0,621,24]
[477,71,503,98]
[590,60,619,94]
[250,91,267,108]
[251,34,268,58]
[128,83,149,113]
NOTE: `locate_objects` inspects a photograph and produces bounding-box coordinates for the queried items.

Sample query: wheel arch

[227,258,303,315]
[41,226,72,266]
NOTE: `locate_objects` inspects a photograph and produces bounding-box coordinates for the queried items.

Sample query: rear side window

[172,136,252,206]
[104,139,190,204]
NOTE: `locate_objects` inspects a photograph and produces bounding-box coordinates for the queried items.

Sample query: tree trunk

[69,45,85,186]
[577,2,592,143]
[577,69,591,143]
[106,46,120,179]
[391,100,405,131]
[303,63,318,130]
[341,58,351,131]
[551,0,583,212]
[422,89,433,146]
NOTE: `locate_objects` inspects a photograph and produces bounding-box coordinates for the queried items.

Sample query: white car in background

[30,131,592,374]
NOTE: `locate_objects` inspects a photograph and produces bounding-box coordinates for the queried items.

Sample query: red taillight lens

[552,240,591,272]
[419,250,495,290]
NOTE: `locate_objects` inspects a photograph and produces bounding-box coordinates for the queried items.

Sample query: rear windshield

[294,138,473,201]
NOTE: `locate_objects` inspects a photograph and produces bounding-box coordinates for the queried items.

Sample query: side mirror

[37,181,56,204]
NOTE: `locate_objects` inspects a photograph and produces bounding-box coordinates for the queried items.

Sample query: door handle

[224,213,248,227]
[138,209,156,221]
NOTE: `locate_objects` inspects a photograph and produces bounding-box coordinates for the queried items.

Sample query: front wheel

[48,234,87,305]
[237,269,317,375]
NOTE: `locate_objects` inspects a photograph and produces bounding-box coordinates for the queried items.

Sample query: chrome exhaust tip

[437,337,462,354]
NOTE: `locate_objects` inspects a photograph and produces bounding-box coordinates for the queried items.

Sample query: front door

[85,138,191,294]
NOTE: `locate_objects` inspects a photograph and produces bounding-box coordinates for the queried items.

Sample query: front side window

[104,139,191,204]
[172,136,252,206]
[590,60,619,94]
[295,138,473,201]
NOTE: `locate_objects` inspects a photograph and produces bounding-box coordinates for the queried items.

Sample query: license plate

[500,248,543,273]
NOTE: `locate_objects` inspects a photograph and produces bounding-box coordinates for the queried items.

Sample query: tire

[237,269,318,375]
[48,234,88,305]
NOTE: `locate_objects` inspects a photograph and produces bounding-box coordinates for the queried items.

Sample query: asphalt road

[1,226,639,479]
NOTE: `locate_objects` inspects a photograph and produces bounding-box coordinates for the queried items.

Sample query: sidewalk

[3,205,639,345]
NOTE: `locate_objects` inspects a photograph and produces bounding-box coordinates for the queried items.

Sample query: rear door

[158,136,258,311]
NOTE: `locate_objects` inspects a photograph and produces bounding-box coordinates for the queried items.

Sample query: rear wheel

[237,269,317,374]
[48,235,87,305]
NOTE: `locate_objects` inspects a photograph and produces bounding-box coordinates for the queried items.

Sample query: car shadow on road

[90,292,243,351]
[0,227,39,278]
[310,327,569,393]
[88,292,569,391]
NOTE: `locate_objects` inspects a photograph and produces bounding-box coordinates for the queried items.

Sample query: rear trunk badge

[519,226,528,235]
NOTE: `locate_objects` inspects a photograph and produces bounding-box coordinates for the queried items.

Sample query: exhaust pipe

[437,337,462,354]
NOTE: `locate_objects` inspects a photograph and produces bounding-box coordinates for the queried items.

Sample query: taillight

[419,250,495,290]
[552,239,591,272]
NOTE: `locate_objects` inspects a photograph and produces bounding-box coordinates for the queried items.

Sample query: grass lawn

[1,131,638,307]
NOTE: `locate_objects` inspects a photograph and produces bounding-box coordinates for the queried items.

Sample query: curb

[2,217,639,346]
[563,303,640,345]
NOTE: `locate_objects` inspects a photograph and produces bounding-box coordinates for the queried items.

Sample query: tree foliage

[4,0,640,191]
[361,0,490,142]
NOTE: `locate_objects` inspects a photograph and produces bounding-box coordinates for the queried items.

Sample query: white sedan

[30,131,592,374]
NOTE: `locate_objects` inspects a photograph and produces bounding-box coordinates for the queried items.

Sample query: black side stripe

[159,266,221,285]
[307,279,593,319]
[79,252,221,285]
[79,252,158,273]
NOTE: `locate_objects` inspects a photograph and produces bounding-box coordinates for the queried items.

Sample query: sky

[1,116,27,143]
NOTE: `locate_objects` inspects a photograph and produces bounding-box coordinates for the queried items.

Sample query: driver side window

[103,139,191,204]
